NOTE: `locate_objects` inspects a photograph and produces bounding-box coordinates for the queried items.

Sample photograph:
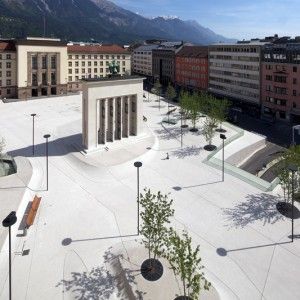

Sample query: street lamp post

[31,114,36,156]
[289,164,298,242]
[134,161,142,235]
[180,110,183,148]
[2,211,17,300]
[220,134,227,182]
[43,134,51,191]
[292,125,300,145]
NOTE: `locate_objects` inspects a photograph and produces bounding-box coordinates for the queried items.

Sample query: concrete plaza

[0,92,300,299]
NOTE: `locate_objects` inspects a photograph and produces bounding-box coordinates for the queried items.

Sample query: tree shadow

[57,248,146,300]
[154,127,182,141]
[171,146,202,159]
[223,193,285,228]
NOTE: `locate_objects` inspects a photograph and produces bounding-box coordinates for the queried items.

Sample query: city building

[1,37,68,100]
[152,41,184,85]
[208,40,268,113]
[67,43,131,92]
[175,46,208,91]
[82,76,144,152]
[0,37,131,100]
[261,38,300,123]
[132,44,159,79]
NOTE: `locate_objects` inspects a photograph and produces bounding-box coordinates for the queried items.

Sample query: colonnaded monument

[82,75,145,152]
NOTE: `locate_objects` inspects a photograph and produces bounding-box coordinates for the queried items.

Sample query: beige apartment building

[0,38,131,101]
[209,41,267,107]
[67,44,131,92]
[132,45,159,77]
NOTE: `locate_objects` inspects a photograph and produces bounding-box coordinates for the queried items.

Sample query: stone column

[97,99,101,145]
[122,97,128,138]
[115,97,122,140]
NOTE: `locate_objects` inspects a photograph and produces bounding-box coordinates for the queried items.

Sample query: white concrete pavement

[0,92,299,299]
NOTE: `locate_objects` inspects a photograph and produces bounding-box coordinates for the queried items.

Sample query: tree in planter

[152,80,162,110]
[179,90,190,128]
[0,137,5,171]
[197,92,210,118]
[277,145,300,205]
[166,83,177,123]
[210,97,231,133]
[203,117,217,151]
[165,229,211,300]
[139,188,175,281]
[187,92,201,132]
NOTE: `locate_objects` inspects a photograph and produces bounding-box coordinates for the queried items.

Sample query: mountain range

[0,0,235,44]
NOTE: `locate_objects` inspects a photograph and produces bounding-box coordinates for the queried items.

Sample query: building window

[7,88,10,94]
[68,76,72,82]
[6,79,11,86]
[6,54,11,60]
[32,74,37,86]
[106,55,109,59]
[293,78,297,84]
[94,55,97,59]
[100,55,103,59]
[88,61,91,67]
[75,55,79,59]
[94,61,97,66]
[75,61,79,67]
[266,75,272,81]
[75,76,79,81]
[51,56,56,69]
[42,56,47,69]
[68,61,72,67]
[100,68,103,73]
[68,55,72,59]
[51,72,56,85]
[293,90,297,96]
[82,55,85,59]
[88,55,91,59]
[42,73,47,85]
[82,68,85,73]
[68,69,72,74]
[94,68,97,73]
[100,61,103,66]
[82,61,85,66]
[6,71,11,77]
[293,66,297,72]
[32,57,37,69]
[75,69,79,74]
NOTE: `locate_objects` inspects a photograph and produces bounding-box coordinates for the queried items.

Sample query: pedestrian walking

[166,152,169,160]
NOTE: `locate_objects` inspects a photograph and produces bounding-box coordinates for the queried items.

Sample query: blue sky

[111,0,300,39]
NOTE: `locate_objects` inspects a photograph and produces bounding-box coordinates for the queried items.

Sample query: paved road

[234,114,293,148]
[240,142,284,182]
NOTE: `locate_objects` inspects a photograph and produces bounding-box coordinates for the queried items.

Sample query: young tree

[166,83,177,123]
[152,80,162,110]
[0,138,5,176]
[179,90,190,127]
[165,229,211,299]
[203,118,217,151]
[140,188,175,280]
[187,92,201,132]
[210,98,231,132]
[277,145,300,201]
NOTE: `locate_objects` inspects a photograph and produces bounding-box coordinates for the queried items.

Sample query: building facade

[175,46,208,91]
[67,44,131,92]
[261,41,300,123]
[82,76,144,152]
[0,41,17,99]
[132,45,159,78]
[209,42,265,110]
[152,42,184,85]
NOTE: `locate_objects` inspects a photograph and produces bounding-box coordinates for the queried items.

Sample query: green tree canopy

[165,229,211,299]
[166,83,176,102]
[140,188,175,260]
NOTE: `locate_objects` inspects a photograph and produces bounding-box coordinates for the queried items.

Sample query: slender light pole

[180,110,183,148]
[2,211,17,300]
[31,114,36,156]
[289,164,298,242]
[44,134,51,191]
[134,161,142,235]
[220,134,227,182]
[292,125,300,145]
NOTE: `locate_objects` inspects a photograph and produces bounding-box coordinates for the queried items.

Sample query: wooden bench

[26,195,42,228]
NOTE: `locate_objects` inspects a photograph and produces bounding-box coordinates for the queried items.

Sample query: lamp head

[43,134,51,139]
[2,211,17,227]
[134,161,142,168]
[220,134,227,140]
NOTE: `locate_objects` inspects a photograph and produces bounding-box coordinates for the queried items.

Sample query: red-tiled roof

[0,41,16,52]
[67,44,129,54]
[176,46,208,58]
